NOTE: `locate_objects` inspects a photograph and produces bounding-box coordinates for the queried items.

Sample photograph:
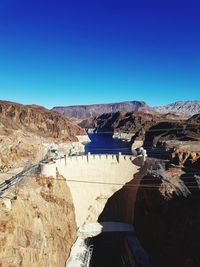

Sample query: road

[0,164,39,196]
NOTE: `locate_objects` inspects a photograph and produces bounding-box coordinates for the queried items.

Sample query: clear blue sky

[0,0,199,108]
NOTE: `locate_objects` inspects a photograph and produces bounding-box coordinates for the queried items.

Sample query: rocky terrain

[52,101,153,120]
[0,100,86,172]
[154,101,200,117]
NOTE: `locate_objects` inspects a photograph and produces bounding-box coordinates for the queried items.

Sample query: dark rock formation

[143,116,200,167]
[80,111,182,142]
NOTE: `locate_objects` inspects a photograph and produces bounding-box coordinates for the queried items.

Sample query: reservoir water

[85,133,132,155]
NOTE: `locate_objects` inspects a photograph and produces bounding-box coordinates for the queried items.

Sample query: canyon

[1,99,200,267]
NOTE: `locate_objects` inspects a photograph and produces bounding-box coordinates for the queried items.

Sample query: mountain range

[53,100,200,119]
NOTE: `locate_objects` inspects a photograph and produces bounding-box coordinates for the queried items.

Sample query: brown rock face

[0,173,77,267]
[0,100,85,141]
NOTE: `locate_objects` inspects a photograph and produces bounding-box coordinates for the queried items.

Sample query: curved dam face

[40,154,141,227]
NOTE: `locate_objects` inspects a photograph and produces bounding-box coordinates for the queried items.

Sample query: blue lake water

[85,133,132,155]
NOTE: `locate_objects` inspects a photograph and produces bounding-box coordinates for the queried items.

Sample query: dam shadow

[91,158,151,267]
[95,158,200,267]
[133,170,200,267]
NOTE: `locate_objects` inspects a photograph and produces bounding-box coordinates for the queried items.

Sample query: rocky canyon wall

[0,171,77,267]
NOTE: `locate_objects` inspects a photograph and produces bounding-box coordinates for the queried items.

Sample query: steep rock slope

[0,172,77,267]
[53,101,153,120]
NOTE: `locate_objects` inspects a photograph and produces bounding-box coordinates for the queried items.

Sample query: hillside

[0,100,85,171]
[0,100,85,141]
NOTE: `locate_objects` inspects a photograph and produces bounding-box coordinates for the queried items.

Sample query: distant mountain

[154,101,200,117]
[53,100,200,120]
[52,101,153,120]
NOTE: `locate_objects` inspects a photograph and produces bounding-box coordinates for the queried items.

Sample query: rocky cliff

[53,101,153,120]
[0,171,77,267]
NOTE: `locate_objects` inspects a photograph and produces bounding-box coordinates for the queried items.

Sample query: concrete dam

[40,153,148,266]
[40,153,141,227]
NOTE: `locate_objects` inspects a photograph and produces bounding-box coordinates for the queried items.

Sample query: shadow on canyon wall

[98,162,200,267]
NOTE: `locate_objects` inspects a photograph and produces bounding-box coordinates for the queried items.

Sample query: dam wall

[40,154,140,227]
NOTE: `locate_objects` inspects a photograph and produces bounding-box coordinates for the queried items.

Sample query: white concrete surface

[66,222,134,267]
[40,154,140,227]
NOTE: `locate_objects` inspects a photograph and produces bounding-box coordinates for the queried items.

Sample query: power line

[34,176,200,188]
